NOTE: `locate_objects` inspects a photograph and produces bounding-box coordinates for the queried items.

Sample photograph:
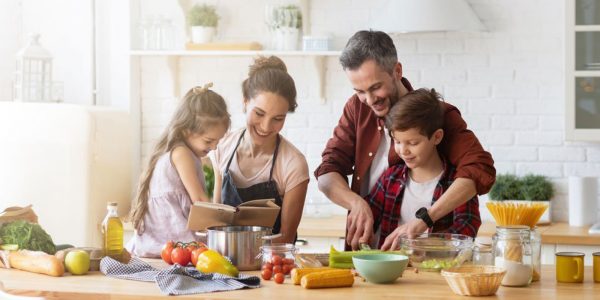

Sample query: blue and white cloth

[100,257,261,295]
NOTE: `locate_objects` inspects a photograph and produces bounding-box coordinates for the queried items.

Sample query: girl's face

[185,123,228,157]
[391,128,443,169]
[244,92,289,146]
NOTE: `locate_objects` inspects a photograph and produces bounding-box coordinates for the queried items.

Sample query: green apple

[65,250,90,275]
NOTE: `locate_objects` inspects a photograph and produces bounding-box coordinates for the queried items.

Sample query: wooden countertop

[477,222,600,246]
[1,263,598,299]
[298,217,600,246]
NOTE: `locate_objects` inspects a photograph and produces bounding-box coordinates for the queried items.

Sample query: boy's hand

[346,196,374,250]
[380,219,428,250]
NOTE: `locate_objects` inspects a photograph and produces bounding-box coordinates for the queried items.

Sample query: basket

[441,265,506,296]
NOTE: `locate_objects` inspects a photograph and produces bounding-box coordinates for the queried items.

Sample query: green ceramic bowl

[352,254,409,284]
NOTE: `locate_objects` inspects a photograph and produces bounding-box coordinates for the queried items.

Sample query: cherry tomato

[282,258,295,265]
[262,262,273,271]
[273,272,285,284]
[171,246,191,266]
[271,255,283,266]
[161,241,175,264]
[272,265,282,274]
[191,247,208,267]
[282,264,292,275]
[261,268,273,280]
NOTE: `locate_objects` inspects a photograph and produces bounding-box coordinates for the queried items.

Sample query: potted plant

[266,5,302,50]
[488,174,555,225]
[188,4,219,44]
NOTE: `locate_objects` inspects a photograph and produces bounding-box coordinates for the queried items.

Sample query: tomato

[171,246,191,266]
[191,246,208,267]
[161,241,175,264]
[262,262,273,271]
[261,268,273,280]
[282,264,292,275]
[272,265,282,274]
[282,258,295,265]
[273,272,285,284]
[271,255,283,266]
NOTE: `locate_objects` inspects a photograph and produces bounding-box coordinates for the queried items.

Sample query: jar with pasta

[492,225,532,287]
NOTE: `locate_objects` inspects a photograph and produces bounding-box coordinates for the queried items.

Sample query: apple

[65,250,90,275]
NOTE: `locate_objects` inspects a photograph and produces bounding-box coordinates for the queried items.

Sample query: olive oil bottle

[101,202,123,259]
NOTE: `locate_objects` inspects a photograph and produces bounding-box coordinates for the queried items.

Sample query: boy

[367,88,481,250]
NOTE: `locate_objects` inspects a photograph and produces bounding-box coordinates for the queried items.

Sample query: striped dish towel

[100,257,260,295]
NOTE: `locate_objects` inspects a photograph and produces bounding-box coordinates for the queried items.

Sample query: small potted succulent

[265,5,302,50]
[488,174,555,224]
[188,4,219,43]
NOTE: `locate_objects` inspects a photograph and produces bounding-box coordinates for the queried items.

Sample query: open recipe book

[187,199,280,231]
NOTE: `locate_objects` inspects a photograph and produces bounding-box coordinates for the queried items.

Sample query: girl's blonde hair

[129,83,230,232]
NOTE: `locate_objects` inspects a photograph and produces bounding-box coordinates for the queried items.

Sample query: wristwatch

[415,207,434,228]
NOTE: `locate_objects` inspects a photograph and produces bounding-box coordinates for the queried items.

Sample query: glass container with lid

[492,225,532,287]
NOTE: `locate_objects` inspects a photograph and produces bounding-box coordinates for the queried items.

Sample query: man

[314,30,495,250]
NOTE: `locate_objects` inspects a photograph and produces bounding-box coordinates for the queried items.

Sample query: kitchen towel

[568,176,598,226]
[100,257,260,295]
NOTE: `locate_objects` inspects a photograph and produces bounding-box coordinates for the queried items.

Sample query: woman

[212,56,309,244]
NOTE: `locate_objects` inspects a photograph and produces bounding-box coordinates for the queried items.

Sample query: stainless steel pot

[202,225,280,271]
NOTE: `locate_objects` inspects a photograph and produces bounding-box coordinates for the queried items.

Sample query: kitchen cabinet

[565,0,600,141]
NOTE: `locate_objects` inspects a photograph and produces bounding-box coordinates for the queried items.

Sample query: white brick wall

[134,0,600,222]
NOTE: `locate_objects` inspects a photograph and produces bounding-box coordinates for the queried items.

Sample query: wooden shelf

[477,222,600,246]
[129,50,341,57]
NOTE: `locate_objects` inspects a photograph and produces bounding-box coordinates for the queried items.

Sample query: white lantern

[14,34,53,102]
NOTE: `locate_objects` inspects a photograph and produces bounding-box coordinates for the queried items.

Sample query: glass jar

[492,225,533,287]
[260,243,297,277]
[531,226,542,282]
[472,236,493,265]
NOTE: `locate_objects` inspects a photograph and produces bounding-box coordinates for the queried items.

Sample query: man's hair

[385,88,444,138]
[339,30,398,74]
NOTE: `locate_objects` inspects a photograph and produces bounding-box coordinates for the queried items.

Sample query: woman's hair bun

[248,56,287,77]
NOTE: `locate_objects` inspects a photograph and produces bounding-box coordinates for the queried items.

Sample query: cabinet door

[566,0,600,140]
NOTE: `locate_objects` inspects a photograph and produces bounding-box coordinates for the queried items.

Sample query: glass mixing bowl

[399,233,474,272]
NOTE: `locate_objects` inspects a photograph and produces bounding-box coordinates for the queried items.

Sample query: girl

[127,83,230,257]
[212,56,309,244]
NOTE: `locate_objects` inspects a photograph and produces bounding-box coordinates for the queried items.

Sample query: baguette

[9,250,64,277]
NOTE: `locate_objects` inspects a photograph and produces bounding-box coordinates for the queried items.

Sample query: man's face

[345,59,401,117]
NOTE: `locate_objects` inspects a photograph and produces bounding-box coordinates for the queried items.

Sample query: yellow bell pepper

[195,249,239,277]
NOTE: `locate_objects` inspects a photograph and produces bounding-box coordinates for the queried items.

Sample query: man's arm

[441,103,496,195]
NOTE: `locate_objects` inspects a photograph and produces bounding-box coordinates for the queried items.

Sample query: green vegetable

[328,246,408,269]
[418,258,459,271]
[203,165,215,199]
[0,220,56,254]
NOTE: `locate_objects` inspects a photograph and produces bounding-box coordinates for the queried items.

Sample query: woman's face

[184,123,228,158]
[245,92,289,146]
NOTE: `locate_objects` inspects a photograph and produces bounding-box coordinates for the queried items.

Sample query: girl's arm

[212,162,223,204]
[273,180,309,244]
[171,145,210,202]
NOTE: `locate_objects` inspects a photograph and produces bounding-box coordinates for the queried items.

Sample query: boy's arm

[171,145,210,203]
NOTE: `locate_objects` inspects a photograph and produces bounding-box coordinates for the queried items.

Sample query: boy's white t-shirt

[212,128,309,197]
[399,171,444,225]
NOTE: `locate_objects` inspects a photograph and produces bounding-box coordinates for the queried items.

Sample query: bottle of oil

[101,202,123,259]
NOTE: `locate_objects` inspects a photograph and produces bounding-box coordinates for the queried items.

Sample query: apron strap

[225,129,246,172]
[268,135,281,181]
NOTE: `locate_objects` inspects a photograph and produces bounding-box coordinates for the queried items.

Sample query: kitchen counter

[1,262,598,299]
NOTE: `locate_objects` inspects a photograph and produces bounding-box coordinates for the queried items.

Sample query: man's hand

[346,195,374,250]
[380,219,428,250]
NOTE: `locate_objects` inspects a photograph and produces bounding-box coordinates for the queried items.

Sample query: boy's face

[391,128,444,169]
[346,59,402,117]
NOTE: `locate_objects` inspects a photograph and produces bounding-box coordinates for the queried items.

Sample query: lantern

[14,34,53,102]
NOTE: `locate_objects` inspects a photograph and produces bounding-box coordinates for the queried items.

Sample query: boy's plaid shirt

[366,159,481,248]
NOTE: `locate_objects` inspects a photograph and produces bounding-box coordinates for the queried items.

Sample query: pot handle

[194,231,208,237]
[261,233,282,240]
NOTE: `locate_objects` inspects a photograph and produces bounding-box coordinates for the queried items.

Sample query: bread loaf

[9,250,64,276]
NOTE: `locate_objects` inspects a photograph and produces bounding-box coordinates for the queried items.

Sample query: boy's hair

[340,30,398,74]
[242,56,297,112]
[385,88,444,138]
[129,83,230,232]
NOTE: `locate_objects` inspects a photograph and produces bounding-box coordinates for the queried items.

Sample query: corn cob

[300,269,354,289]
[291,267,332,285]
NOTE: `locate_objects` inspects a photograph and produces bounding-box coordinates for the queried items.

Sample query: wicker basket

[441,265,506,296]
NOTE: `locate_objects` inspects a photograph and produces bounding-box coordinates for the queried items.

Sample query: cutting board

[185,42,263,51]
